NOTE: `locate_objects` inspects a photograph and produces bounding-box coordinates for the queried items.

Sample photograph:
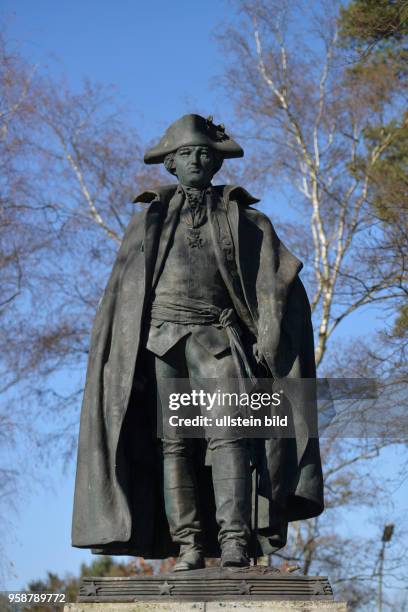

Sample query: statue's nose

[191,150,201,163]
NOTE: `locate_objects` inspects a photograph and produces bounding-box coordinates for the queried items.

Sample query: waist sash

[151,297,257,391]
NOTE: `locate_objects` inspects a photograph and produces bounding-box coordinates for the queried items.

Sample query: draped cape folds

[72,184,324,558]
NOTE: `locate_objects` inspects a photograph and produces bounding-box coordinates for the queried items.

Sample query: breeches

[147,332,252,549]
[147,331,247,454]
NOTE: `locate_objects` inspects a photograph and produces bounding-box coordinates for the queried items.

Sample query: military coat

[72,184,324,557]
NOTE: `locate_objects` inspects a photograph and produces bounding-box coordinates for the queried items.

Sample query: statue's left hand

[253,342,268,368]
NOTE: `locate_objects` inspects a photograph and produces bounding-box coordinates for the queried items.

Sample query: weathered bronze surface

[72,114,324,570]
[78,567,333,602]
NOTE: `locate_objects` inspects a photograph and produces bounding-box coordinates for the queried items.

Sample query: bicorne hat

[144,114,244,164]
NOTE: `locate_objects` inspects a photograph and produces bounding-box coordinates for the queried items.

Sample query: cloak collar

[133,184,260,207]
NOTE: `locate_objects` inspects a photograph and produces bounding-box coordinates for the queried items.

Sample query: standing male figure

[72,114,324,572]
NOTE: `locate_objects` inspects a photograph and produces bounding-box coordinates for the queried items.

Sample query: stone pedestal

[64,602,348,611]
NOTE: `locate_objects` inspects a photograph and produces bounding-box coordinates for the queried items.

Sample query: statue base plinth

[64,567,348,610]
[64,602,348,611]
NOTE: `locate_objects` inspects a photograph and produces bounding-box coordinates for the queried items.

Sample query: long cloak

[72,184,324,557]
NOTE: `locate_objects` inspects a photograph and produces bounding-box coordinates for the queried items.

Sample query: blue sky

[2,0,230,141]
[1,0,405,597]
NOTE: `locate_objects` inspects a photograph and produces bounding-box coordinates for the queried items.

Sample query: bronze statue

[72,114,324,571]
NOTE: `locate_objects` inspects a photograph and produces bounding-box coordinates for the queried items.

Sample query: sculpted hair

[163,152,177,175]
[163,149,224,177]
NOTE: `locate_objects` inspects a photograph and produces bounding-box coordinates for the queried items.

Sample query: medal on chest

[182,187,207,249]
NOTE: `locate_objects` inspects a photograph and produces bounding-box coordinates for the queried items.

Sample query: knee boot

[163,454,204,571]
[211,445,251,567]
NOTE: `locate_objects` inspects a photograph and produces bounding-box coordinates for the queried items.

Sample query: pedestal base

[64,602,348,611]
[76,567,334,602]
[65,567,348,610]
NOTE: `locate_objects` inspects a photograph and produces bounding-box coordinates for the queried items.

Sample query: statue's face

[173,145,218,188]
